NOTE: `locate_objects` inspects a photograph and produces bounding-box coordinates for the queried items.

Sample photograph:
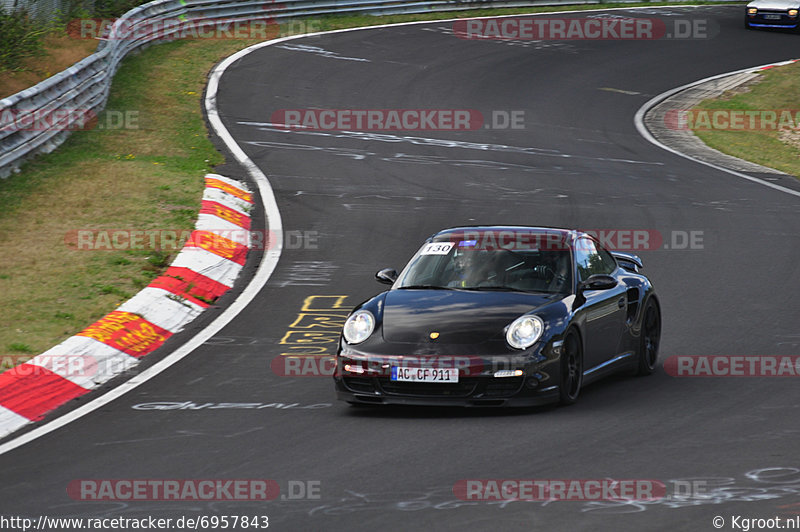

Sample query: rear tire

[559,329,583,405]
[636,298,661,376]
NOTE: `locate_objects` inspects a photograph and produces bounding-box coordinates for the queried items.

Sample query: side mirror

[375,268,398,285]
[579,274,617,292]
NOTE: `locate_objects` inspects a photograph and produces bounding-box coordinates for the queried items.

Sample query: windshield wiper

[396,284,454,290]
[459,286,517,291]
[460,286,555,294]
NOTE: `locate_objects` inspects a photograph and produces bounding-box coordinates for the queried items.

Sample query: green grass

[693,61,800,177]
[7,343,33,353]
[0,36,266,361]
[0,8,49,71]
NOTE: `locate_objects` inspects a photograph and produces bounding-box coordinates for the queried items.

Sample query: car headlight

[343,310,375,344]
[506,315,544,350]
[748,7,757,14]
[789,8,798,16]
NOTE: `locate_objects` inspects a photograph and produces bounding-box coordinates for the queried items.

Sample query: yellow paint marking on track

[279,295,350,357]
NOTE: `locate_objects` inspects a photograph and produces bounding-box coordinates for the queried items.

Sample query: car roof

[430,226,584,242]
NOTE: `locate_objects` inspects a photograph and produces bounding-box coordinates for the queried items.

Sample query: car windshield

[394,240,572,294]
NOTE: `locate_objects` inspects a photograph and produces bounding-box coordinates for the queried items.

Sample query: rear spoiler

[611,251,643,273]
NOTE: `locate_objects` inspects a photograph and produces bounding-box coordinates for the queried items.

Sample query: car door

[573,237,627,371]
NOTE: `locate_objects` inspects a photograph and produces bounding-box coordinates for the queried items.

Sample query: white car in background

[745,0,800,29]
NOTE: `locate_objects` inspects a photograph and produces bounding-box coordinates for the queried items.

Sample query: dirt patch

[719,76,764,99]
[778,128,800,151]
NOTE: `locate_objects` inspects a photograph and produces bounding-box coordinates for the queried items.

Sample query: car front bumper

[333,355,561,407]
[334,380,560,407]
[334,334,565,407]
[746,11,799,27]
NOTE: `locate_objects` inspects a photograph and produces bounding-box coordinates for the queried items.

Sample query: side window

[575,238,616,282]
[596,244,618,275]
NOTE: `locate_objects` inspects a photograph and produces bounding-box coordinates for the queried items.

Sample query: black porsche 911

[333,226,661,407]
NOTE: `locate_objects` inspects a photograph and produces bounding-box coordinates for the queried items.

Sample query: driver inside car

[445,248,497,288]
[446,248,480,287]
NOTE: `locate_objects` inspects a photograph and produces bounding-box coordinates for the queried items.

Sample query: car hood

[748,0,798,9]
[382,289,557,344]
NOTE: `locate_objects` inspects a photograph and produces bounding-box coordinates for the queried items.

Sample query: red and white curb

[756,59,799,71]
[0,173,253,439]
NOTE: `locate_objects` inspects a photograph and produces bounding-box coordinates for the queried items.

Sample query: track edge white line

[634,62,800,199]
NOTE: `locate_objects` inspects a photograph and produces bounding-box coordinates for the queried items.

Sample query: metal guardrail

[0,0,731,178]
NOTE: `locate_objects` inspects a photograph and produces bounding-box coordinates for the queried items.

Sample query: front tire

[636,298,661,376]
[559,329,583,405]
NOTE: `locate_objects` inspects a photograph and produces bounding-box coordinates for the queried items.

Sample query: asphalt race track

[1,5,799,531]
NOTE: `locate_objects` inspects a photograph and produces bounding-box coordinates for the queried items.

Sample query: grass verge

[0,36,267,369]
[0,3,754,369]
[692,61,800,177]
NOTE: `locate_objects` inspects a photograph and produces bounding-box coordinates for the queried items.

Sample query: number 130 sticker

[421,243,454,255]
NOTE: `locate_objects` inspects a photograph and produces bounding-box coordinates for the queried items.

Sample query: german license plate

[764,14,782,19]
[390,367,459,383]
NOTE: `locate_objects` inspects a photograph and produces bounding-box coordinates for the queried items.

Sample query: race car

[745,0,800,29]
[333,226,661,407]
